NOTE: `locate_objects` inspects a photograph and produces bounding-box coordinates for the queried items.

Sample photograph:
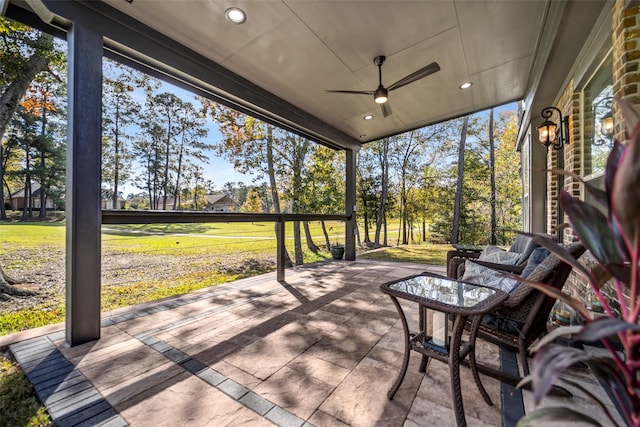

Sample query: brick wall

[613,0,640,143]
[562,0,639,318]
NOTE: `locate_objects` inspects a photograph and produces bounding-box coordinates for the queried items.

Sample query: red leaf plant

[517,99,640,427]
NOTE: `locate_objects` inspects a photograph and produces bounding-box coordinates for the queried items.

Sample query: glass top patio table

[380,273,508,427]
[382,273,505,314]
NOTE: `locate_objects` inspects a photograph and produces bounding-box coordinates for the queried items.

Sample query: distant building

[9,182,55,210]
[101,189,126,210]
[204,194,239,212]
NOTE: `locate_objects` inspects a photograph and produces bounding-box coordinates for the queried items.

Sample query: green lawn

[0,220,448,336]
[0,219,448,425]
[358,243,449,265]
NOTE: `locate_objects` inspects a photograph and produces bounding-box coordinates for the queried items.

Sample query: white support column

[65,22,103,346]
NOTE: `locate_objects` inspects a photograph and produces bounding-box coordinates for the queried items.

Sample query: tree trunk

[0,264,32,300]
[303,221,319,253]
[0,145,6,220]
[293,220,303,265]
[452,116,469,244]
[39,95,48,218]
[489,108,497,245]
[362,199,370,243]
[374,137,389,248]
[113,102,120,210]
[320,220,331,250]
[266,125,292,267]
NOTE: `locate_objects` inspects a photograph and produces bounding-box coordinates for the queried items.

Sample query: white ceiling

[101,0,549,143]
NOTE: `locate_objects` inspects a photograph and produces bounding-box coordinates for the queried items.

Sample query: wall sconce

[537,106,569,151]
[600,112,614,137]
[593,97,614,146]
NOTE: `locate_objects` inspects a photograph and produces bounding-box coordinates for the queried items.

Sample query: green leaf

[575,317,640,343]
[516,407,603,426]
[560,191,623,266]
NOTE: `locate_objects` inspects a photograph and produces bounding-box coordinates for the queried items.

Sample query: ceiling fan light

[374,87,388,104]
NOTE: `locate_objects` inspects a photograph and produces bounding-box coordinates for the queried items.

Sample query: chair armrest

[446,250,480,278]
[470,261,525,275]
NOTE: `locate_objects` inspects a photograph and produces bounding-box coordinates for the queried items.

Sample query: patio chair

[446,233,551,279]
[455,242,586,382]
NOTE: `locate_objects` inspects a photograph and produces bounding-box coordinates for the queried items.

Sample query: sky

[118,81,260,197]
[118,72,519,197]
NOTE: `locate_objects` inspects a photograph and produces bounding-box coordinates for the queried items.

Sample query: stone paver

[7,260,610,426]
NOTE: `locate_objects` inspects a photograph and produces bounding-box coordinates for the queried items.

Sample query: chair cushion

[520,247,550,278]
[508,234,531,253]
[478,245,521,265]
[461,261,520,293]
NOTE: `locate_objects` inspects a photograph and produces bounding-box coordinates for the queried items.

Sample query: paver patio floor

[4,259,622,426]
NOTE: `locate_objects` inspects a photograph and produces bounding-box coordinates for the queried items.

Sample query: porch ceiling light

[537,106,569,151]
[225,7,246,24]
[374,86,388,104]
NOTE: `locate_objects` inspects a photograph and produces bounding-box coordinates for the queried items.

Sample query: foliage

[0,357,52,426]
[517,99,640,427]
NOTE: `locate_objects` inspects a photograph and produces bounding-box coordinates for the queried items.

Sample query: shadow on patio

[5,260,619,426]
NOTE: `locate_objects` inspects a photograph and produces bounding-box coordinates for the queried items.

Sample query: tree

[0,17,63,297]
[240,188,262,213]
[0,18,61,220]
[452,116,469,244]
[102,61,140,209]
[300,145,343,250]
[489,108,497,244]
[201,101,293,265]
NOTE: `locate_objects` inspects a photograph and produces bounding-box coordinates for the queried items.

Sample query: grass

[0,219,450,424]
[358,242,449,265]
[0,357,53,426]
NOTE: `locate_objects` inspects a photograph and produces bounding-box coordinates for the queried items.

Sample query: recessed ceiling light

[459,82,473,90]
[225,7,246,24]
[363,114,374,120]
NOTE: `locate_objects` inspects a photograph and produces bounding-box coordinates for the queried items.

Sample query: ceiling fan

[326,55,440,118]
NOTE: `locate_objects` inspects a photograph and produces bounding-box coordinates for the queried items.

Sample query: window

[583,53,613,180]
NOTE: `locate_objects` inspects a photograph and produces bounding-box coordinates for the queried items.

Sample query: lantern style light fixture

[600,111,614,137]
[537,106,569,151]
[593,96,614,146]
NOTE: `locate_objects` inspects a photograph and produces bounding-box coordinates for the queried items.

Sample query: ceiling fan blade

[325,90,374,95]
[381,102,392,118]
[387,62,440,91]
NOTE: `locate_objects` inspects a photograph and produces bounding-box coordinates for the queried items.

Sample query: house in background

[204,194,239,212]
[9,182,55,211]
[101,189,126,210]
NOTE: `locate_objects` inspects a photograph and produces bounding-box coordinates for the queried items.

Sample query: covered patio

[3,260,618,426]
[1,0,635,425]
